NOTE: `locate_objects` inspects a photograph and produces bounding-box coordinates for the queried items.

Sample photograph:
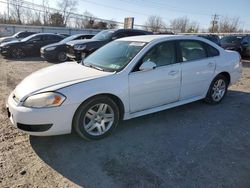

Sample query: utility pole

[211,14,219,33]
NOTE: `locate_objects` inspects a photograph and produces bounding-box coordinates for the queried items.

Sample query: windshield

[13,32,21,38]
[221,36,242,44]
[21,34,37,42]
[59,35,80,43]
[92,30,115,41]
[83,40,147,72]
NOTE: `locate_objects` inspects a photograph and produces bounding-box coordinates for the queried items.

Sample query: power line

[118,0,212,17]
[0,0,169,30]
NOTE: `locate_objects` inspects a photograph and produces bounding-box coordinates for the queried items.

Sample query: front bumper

[0,47,10,56]
[41,50,57,61]
[66,46,82,61]
[6,92,78,136]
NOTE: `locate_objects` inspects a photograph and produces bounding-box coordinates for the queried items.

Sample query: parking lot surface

[0,56,250,188]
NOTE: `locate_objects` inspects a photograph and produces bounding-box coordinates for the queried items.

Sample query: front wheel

[57,51,67,62]
[73,96,120,140]
[205,75,229,104]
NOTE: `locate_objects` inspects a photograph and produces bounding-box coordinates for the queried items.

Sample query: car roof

[117,35,210,43]
[32,33,63,37]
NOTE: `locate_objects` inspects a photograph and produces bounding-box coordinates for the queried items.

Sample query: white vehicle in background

[0,31,36,44]
[6,35,242,140]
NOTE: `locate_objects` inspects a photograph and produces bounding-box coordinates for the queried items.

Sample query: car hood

[41,42,62,50]
[13,62,113,101]
[0,36,17,43]
[0,40,23,47]
[66,39,104,46]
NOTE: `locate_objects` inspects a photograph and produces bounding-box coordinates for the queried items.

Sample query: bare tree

[57,0,77,26]
[42,0,50,26]
[107,19,118,29]
[170,16,188,33]
[144,15,166,32]
[170,16,199,33]
[219,17,240,33]
[9,0,24,24]
[82,11,96,29]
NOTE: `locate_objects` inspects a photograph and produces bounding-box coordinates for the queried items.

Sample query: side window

[43,35,52,41]
[179,41,207,62]
[50,35,63,41]
[114,32,128,39]
[142,42,176,68]
[125,31,142,37]
[206,44,220,57]
[29,36,41,42]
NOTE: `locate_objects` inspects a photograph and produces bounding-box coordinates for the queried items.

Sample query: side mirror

[139,61,156,71]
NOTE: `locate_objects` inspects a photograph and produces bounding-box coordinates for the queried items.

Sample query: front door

[129,41,181,113]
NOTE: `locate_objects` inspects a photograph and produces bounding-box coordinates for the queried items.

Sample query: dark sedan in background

[66,29,152,61]
[198,34,221,46]
[0,33,64,58]
[221,35,250,57]
[0,31,36,44]
[41,34,94,62]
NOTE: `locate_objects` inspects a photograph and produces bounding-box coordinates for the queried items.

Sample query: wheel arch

[72,93,125,128]
[218,71,231,84]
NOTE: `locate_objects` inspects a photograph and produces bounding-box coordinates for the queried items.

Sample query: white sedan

[6,35,242,140]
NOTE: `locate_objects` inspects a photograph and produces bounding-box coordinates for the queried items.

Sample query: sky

[0,0,250,30]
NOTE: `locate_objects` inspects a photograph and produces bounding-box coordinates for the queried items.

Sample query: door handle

[168,70,179,76]
[207,62,214,67]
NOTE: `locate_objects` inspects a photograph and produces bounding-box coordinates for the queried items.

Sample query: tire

[57,51,67,62]
[11,48,25,59]
[205,74,229,104]
[73,96,120,140]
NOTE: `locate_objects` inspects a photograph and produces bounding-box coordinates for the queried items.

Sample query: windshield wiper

[83,63,104,71]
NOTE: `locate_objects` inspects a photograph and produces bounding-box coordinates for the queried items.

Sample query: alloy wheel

[83,103,114,136]
[211,79,226,102]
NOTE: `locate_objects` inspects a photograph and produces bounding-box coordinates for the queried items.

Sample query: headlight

[23,92,66,108]
[45,46,56,51]
[74,44,86,50]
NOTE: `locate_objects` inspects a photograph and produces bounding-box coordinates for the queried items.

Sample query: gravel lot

[0,56,250,188]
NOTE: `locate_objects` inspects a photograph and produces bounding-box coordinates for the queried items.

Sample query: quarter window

[179,41,207,62]
[206,44,220,57]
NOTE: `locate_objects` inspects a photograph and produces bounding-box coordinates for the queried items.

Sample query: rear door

[178,40,217,100]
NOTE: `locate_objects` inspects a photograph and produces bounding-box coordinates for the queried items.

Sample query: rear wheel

[11,48,25,58]
[205,74,229,104]
[73,96,120,140]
